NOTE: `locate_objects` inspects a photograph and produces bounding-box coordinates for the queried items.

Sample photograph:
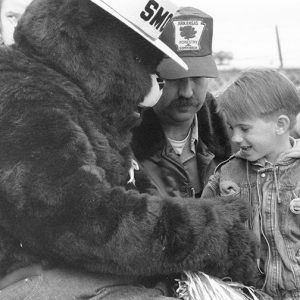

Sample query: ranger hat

[157,7,218,79]
[90,0,188,70]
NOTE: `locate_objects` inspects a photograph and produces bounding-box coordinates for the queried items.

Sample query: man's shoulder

[198,92,217,113]
[197,92,232,160]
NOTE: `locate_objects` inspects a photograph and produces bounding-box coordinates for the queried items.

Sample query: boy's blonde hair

[218,68,300,128]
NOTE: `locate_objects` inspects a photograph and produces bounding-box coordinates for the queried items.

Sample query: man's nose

[178,78,193,98]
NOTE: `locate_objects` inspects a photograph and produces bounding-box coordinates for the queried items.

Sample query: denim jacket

[202,138,300,297]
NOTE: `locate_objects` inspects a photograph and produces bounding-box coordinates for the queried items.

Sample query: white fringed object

[175,271,260,300]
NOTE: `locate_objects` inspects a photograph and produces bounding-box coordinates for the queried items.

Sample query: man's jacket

[131,93,232,198]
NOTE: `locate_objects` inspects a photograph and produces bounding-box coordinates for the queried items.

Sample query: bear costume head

[0,0,256,292]
[14,0,167,133]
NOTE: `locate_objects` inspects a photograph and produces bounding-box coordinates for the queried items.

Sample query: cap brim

[90,0,188,71]
[157,55,218,79]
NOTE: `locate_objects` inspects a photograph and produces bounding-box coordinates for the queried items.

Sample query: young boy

[201,68,300,300]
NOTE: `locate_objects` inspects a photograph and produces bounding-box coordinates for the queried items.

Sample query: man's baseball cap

[157,7,218,79]
[90,0,188,71]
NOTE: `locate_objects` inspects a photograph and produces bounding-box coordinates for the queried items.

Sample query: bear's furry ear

[56,0,106,30]
[15,0,94,45]
[14,0,109,70]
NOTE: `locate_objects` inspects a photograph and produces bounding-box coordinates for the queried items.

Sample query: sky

[172,0,300,69]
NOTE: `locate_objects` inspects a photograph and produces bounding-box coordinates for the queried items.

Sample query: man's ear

[276,115,290,135]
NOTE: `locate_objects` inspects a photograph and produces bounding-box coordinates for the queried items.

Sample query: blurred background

[173,0,300,93]
[1,0,298,93]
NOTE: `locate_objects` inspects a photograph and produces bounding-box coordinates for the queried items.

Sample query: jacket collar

[131,93,232,161]
[234,137,300,168]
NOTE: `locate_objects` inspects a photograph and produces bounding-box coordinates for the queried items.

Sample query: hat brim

[157,55,218,79]
[90,0,188,71]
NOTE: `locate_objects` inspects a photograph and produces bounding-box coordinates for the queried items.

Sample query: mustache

[171,97,197,108]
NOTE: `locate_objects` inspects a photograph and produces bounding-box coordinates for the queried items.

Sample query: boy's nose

[231,131,243,144]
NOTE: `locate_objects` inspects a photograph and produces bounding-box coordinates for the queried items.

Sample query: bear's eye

[156,75,165,90]
[134,55,143,64]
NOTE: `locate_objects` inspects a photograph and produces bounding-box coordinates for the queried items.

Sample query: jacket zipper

[257,173,271,291]
[163,153,193,196]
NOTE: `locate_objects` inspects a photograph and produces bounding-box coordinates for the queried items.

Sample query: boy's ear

[276,115,290,135]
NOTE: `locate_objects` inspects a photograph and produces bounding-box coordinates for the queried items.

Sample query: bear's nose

[139,74,163,108]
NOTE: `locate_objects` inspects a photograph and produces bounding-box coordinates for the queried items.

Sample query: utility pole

[275,25,283,69]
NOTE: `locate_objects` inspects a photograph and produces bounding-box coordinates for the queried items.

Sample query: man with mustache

[132,7,232,198]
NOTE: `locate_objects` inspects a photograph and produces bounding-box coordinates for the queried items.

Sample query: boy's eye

[240,127,249,132]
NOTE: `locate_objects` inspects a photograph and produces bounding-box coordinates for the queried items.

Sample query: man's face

[153,77,209,124]
[0,0,32,46]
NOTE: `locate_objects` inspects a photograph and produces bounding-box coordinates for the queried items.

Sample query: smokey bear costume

[0,0,256,297]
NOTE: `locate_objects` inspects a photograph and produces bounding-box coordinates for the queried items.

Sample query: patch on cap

[90,0,188,70]
[157,7,218,79]
[173,19,205,52]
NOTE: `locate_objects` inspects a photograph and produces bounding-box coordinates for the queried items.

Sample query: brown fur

[0,0,256,285]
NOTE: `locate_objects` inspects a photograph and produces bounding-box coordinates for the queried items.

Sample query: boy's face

[229,117,287,163]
